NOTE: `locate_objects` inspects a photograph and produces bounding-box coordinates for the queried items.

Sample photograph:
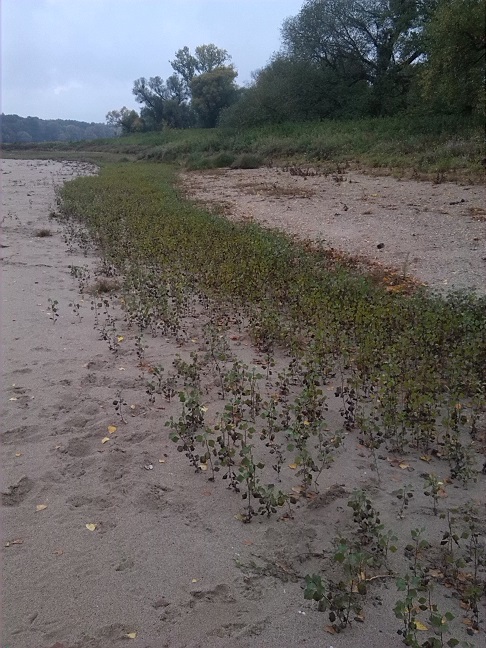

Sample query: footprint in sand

[1,476,34,506]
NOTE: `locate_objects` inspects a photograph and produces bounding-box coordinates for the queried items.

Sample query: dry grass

[237,180,315,199]
[34,228,53,237]
[86,276,121,295]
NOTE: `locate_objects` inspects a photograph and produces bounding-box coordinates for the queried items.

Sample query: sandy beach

[1,159,484,648]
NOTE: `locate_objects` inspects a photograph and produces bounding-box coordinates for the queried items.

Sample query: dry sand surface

[1,159,485,648]
[182,167,486,295]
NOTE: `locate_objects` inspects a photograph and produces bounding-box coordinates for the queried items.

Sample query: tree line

[110,0,484,133]
[1,113,115,143]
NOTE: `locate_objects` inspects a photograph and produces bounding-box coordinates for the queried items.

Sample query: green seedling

[393,483,415,519]
[423,474,444,516]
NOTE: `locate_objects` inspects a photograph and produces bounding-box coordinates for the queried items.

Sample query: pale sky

[1,0,304,123]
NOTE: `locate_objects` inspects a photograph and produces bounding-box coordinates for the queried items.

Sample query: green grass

[4,114,484,179]
[59,162,485,427]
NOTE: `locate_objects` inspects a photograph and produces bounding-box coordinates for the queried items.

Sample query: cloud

[53,80,83,96]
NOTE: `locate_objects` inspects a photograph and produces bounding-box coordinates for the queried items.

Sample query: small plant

[260,395,285,481]
[439,510,466,580]
[405,527,430,580]
[113,390,127,424]
[304,538,369,632]
[195,426,217,481]
[255,483,291,518]
[146,365,165,404]
[347,490,398,565]
[393,483,415,520]
[443,433,477,485]
[47,298,59,323]
[236,424,264,522]
[394,573,428,645]
[423,474,445,516]
[135,333,145,366]
[69,300,82,321]
[458,505,485,633]
[167,389,205,471]
[69,264,91,293]
[173,352,203,389]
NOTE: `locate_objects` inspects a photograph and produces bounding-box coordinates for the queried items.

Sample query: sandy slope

[1,160,484,648]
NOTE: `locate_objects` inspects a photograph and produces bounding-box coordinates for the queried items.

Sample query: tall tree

[281,0,429,114]
[132,76,193,128]
[421,0,485,115]
[170,44,232,97]
[190,66,238,127]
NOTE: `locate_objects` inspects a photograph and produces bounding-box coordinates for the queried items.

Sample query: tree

[170,46,199,87]
[421,0,485,115]
[132,76,193,129]
[281,0,429,114]
[190,66,238,127]
[170,44,232,97]
[221,55,370,127]
[106,107,144,134]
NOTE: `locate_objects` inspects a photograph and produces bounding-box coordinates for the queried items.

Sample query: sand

[181,167,486,295]
[1,159,484,648]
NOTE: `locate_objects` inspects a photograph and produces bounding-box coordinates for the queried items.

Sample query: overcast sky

[1,0,303,123]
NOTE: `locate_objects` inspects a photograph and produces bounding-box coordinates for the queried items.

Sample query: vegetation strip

[7,114,484,182]
[58,161,485,645]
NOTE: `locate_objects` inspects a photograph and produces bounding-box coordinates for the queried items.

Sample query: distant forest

[0,114,115,143]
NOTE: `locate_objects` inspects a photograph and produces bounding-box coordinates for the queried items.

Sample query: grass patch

[4,114,483,180]
[59,162,485,405]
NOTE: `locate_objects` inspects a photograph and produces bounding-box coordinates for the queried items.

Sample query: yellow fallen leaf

[288,463,298,469]
[199,464,208,471]
[191,578,198,583]
[126,632,137,639]
[101,436,110,444]
[108,425,117,434]
[399,462,410,469]
[303,420,310,426]
[85,523,97,531]
[420,455,432,462]
[200,406,208,413]
[117,336,124,342]
[415,621,428,631]
[36,504,48,512]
